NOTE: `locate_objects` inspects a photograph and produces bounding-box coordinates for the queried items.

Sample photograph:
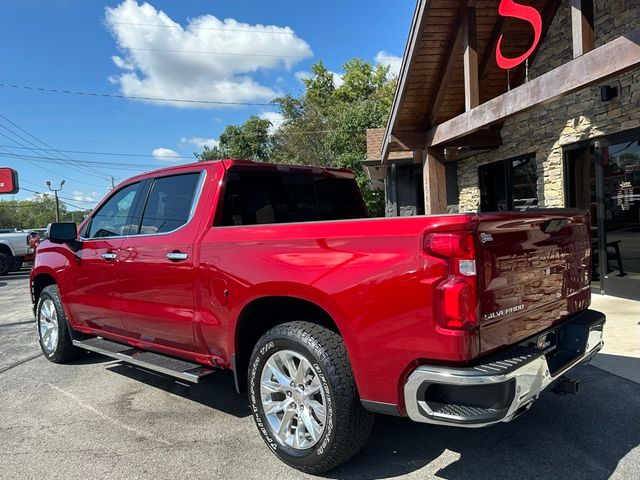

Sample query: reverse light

[424,232,479,331]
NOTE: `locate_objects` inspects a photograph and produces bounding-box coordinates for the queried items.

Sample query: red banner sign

[496,0,543,70]
[0,168,19,194]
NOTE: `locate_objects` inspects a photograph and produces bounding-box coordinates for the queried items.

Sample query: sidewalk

[590,294,640,384]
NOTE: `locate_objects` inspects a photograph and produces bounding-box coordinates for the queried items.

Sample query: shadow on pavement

[0,319,35,328]
[592,353,640,384]
[107,362,250,418]
[5,270,31,279]
[64,351,122,366]
[96,360,640,479]
[326,365,640,480]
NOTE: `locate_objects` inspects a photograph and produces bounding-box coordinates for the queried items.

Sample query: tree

[0,194,90,229]
[196,58,397,216]
[197,116,272,162]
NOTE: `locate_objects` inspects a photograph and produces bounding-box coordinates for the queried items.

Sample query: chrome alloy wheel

[260,349,327,450]
[38,298,59,354]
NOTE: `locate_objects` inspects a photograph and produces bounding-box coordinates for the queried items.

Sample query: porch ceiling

[384,0,561,155]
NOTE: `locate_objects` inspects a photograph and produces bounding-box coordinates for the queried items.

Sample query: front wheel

[0,252,10,276]
[37,285,82,363]
[248,321,374,474]
[10,256,24,272]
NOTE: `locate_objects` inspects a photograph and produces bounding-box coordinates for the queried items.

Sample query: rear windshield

[218,170,366,226]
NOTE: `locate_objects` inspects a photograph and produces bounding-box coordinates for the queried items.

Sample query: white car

[0,231,33,275]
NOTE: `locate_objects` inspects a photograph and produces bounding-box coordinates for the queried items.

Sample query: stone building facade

[365,0,640,299]
[457,0,640,212]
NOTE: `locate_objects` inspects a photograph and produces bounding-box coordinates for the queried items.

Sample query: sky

[0,0,414,210]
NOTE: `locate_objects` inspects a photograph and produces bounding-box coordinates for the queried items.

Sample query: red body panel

[30,160,592,409]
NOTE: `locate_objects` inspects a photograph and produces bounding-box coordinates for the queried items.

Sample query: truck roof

[119,159,355,188]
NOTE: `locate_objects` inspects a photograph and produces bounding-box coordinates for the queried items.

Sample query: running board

[72,337,215,384]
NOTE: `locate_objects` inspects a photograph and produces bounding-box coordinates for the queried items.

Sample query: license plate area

[525,320,592,376]
[534,331,558,355]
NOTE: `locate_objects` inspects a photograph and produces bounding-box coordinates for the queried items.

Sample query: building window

[479,155,538,212]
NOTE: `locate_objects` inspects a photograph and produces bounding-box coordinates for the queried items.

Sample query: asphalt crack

[0,352,41,374]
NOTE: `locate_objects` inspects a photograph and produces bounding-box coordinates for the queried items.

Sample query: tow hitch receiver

[551,376,580,396]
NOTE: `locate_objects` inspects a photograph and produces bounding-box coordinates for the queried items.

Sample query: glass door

[601,139,640,299]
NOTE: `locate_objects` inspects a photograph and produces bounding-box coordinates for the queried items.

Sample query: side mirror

[47,222,78,243]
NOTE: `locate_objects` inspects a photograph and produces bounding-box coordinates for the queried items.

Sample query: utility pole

[46,180,65,222]
[107,176,119,190]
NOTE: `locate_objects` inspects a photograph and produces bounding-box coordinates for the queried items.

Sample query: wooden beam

[463,6,479,111]
[423,148,447,214]
[390,132,426,151]
[427,0,476,126]
[426,28,640,147]
[439,129,501,149]
[571,0,595,58]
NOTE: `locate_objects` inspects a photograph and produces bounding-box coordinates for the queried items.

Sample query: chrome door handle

[101,252,117,261]
[166,252,188,262]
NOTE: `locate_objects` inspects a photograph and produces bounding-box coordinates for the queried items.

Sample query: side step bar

[72,337,215,384]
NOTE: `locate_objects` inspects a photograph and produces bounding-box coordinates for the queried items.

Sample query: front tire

[248,321,373,474]
[0,252,10,276]
[10,256,24,272]
[37,285,82,363]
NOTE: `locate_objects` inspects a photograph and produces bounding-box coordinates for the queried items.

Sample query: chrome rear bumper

[404,310,605,427]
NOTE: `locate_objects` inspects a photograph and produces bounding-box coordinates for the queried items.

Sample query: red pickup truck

[31,160,605,473]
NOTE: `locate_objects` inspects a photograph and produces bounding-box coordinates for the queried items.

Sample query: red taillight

[424,232,478,331]
[424,233,474,259]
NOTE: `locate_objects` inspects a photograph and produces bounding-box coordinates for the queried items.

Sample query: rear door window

[139,173,201,234]
[218,170,366,226]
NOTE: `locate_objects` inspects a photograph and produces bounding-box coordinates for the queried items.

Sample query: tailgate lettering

[483,304,525,321]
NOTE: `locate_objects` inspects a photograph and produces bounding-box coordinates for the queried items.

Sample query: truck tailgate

[476,210,592,354]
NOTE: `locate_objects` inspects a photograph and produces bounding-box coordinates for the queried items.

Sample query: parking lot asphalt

[1,271,639,480]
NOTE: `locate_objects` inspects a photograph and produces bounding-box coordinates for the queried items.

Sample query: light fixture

[600,85,618,102]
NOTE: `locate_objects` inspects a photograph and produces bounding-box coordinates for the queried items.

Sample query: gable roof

[381,0,561,161]
[366,128,412,162]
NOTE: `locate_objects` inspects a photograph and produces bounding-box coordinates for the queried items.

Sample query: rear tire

[36,285,82,363]
[248,321,374,474]
[0,252,10,276]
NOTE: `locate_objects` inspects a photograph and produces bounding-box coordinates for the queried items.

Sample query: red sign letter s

[496,0,543,70]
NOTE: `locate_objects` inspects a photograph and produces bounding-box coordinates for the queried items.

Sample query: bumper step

[72,337,215,384]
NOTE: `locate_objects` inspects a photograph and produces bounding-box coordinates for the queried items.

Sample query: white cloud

[180,137,219,150]
[72,191,99,202]
[295,70,344,87]
[375,51,402,77]
[152,147,181,161]
[331,71,344,88]
[295,71,313,83]
[104,0,313,108]
[259,111,285,134]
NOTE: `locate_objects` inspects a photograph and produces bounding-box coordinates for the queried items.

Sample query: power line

[0,129,108,182]
[19,187,97,208]
[0,152,157,171]
[0,83,274,106]
[109,21,405,41]
[0,144,193,160]
[0,113,109,177]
